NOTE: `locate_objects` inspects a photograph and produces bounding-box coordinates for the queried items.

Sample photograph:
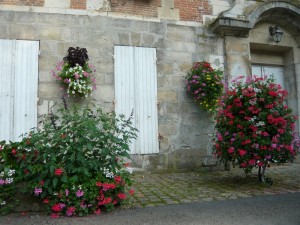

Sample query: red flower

[54,168,63,176]
[43,198,49,204]
[114,176,122,183]
[269,91,278,97]
[227,147,234,154]
[129,189,135,195]
[238,149,247,156]
[96,182,102,187]
[117,193,126,200]
[11,149,17,155]
[248,159,256,165]
[51,203,62,212]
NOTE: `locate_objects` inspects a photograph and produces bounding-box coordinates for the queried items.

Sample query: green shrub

[0,103,137,217]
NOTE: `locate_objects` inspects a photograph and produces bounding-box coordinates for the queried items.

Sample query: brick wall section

[0,0,44,6]
[70,0,86,9]
[175,0,212,22]
[111,0,160,18]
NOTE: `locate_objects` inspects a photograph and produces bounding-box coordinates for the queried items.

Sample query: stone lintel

[210,17,251,38]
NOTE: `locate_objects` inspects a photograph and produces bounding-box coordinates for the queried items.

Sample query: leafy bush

[0,103,137,217]
[213,76,297,182]
[185,61,223,112]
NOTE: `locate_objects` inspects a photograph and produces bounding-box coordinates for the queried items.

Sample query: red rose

[11,149,17,155]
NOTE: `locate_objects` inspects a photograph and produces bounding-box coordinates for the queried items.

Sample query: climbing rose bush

[185,61,223,112]
[213,76,297,180]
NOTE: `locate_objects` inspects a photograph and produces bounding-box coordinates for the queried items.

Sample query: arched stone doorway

[211,1,300,133]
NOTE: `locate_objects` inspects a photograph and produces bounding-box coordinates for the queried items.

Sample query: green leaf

[52,177,58,188]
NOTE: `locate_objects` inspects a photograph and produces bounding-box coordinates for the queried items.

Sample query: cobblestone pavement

[126,163,300,209]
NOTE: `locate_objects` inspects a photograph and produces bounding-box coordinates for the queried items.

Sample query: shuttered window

[114,46,159,154]
[0,39,39,141]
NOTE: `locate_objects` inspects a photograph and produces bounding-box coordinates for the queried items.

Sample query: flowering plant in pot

[213,76,297,182]
[52,47,96,98]
[185,61,223,112]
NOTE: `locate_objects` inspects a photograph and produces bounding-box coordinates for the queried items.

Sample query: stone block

[118,32,130,45]
[56,42,75,55]
[131,21,149,33]
[95,61,113,73]
[0,26,8,39]
[15,13,35,23]
[73,27,94,43]
[105,73,114,84]
[158,123,178,136]
[37,99,49,116]
[39,83,63,99]
[0,11,15,23]
[157,76,173,89]
[142,33,156,46]
[93,84,114,101]
[9,24,37,39]
[165,51,193,62]
[158,90,178,103]
[94,35,116,45]
[131,32,141,46]
[36,27,62,40]
[154,38,166,48]
[149,22,166,35]
[40,53,60,72]
[36,13,74,27]
[40,40,57,55]
[157,63,174,75]
[39,71,54,82]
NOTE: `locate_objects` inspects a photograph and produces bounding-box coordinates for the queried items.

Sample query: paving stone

[126,164,300,208]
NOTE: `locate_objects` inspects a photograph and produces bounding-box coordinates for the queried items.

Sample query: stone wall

[0,10,222,171]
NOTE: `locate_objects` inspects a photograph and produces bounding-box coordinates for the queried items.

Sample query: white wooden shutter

[13,40,39,141]
[0,40,14,141]
[0,39,39,142]
[115,46,159,154]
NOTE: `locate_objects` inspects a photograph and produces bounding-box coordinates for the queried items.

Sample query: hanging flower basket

[52,47,96,98]
[185,61,223,112]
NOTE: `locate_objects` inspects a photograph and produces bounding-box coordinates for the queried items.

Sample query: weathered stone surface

[0,10,225,172]
[158,90,178,103]
[131,32,141,46]
[93,84,114,101]
[158,123,178,136]
[9,24,37,39]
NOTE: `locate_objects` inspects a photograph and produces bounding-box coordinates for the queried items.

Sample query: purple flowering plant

[185,61,223,112]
